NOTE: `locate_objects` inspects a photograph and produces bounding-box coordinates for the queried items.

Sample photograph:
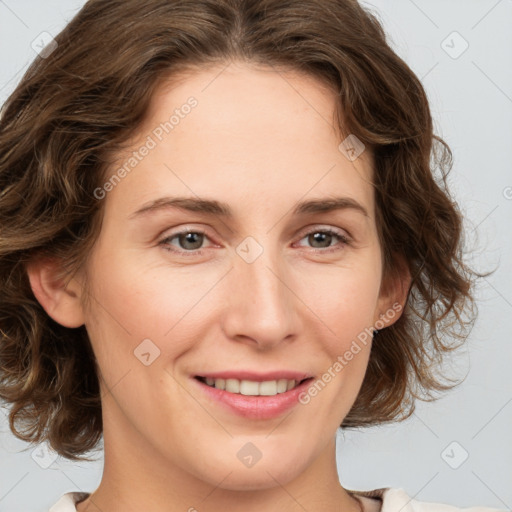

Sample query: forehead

[104,61,375,220]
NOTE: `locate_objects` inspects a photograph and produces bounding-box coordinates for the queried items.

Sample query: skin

[28,61,408,512]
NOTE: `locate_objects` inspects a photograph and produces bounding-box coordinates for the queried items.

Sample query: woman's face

[74,62,403,489]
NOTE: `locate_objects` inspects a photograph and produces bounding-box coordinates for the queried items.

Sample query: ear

[26,257,85,328]
[374,255,411,330]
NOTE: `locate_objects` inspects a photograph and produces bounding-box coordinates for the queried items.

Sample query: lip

[191,374,315,420]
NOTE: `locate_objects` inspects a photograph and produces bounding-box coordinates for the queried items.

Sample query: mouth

[192,373,315,419]
[194,375,313,397]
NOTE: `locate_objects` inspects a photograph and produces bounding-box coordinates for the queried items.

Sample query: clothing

[49,487,506,512]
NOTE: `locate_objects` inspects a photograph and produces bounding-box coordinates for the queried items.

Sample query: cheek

[299,271,378,417]
[295,262,381,347]
[85,247,190,331]
[81,249,217,383]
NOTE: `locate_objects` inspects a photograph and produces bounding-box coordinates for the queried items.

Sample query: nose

[221,243,301,350]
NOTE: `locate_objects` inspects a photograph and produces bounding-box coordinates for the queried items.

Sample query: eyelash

[159,227,351,257]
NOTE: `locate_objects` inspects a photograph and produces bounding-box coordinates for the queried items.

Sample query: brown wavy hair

[0,0,477,460]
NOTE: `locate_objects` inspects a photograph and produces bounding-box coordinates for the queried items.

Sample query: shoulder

[49,492,90,512]
[350,487,506,512]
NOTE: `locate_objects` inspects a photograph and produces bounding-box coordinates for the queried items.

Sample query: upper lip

[195,371,313,382]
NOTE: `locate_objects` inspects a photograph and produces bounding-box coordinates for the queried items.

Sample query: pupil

[180,232,203,250]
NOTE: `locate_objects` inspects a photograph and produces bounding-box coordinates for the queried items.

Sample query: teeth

[286,379,296,391]
[240,380,260,395]
[202,377,301,396]
[225,378,240,393]
[277,379,288,393]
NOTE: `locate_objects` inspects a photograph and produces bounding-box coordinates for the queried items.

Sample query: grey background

[0,1,511,510]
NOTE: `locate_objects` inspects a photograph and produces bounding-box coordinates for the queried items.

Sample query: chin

[188,441,311,491]
[211,464,300,492]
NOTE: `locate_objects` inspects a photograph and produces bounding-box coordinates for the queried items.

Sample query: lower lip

[192,377,314,420]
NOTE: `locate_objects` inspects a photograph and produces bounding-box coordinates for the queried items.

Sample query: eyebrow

[129,196,369,219]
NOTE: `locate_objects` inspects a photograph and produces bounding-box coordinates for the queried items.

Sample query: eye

[159,229,213,255]
[295,227,350,252]
[159,226,351,257]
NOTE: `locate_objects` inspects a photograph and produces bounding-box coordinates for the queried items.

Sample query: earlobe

[26,257,85,328]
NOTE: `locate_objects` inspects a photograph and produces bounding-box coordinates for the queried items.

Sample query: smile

[193,374,315,419]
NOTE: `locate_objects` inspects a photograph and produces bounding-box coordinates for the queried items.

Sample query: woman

[0,1,503,511]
